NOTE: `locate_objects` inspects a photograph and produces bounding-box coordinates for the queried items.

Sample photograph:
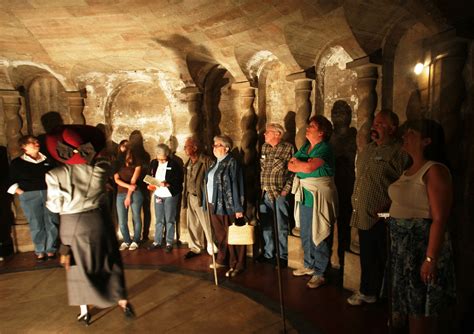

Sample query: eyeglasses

[213,144,226,148]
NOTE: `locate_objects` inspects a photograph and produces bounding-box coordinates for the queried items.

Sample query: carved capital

[0,90,23,157]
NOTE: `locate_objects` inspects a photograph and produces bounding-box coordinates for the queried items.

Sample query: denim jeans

[299,204,330,276]
[154,194,179,246]
[116,190,143,244]
[260,192,290,260]
[19,190,59,255]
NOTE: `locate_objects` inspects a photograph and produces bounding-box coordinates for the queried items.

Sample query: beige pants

[187,194,214,253]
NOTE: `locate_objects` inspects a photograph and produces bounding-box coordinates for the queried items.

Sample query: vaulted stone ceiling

[0,0,471,90]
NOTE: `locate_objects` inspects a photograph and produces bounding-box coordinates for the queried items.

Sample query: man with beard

[347,110,408,306]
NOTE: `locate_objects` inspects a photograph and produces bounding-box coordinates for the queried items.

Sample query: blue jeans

[116,191,143,244]
[19,190,59,255]
[260,192,290,260]
[154,194,179,246]
[299,204,330,276]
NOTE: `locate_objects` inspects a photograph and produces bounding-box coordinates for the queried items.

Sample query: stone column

[347,58,379,151]
[181,86,203,143]
[233,82,258,225]
[286,69,315,149]
[65,91,85,124]
[425,30,470,319]
[0,91,23,158]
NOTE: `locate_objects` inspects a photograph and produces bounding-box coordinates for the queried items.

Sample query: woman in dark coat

[45,125,134,325]
[205,135,245,277]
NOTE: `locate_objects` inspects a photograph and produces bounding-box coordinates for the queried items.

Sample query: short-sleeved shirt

[294,140,335,206]
[350,140,408,230]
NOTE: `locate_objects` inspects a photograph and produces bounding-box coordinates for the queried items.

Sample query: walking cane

[378,212,392,333]
[272,197,287,333]
[203,185,219,286]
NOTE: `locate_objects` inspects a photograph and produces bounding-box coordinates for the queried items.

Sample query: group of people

[7,109,456,332]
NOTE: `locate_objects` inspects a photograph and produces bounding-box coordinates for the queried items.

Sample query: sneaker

[129,242,139,251]
[147,242,162,250]
[347,292,377,306]
[209,262,226,269]
[165,245,173,253]
[225,268,234,277]
[293,267,314,277]
[119,242,129,251]
[306,275,326,289]
[207,243,218,255]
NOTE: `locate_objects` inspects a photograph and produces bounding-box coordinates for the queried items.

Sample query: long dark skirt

[389,217,456,317]
[60,208,127,308]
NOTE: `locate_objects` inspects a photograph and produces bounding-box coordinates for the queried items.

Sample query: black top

[149,158,184,197]
[8,155,55,192]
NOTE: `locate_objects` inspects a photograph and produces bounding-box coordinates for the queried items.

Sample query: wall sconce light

[414,63,425,75]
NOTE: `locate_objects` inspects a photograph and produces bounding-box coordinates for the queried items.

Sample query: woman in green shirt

[288,115,338,289]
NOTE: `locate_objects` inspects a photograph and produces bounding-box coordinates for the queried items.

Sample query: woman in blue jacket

[205,135,245,277]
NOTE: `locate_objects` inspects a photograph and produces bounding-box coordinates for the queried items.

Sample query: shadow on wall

[282,111,296,148]
[330,100,357,266]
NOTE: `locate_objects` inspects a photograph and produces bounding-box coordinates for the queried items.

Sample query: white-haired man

[259,123,294,267]
[183,137,216,258]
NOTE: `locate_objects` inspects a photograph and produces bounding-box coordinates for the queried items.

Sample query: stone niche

[110,82,173,158]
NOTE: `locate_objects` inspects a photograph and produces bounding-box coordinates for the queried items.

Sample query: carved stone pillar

[234,82,258,224]
[181,86,203,143]
[347,59,379,151]
[65,91,85,124]
[286,70,315,149]
[0,91,23,158]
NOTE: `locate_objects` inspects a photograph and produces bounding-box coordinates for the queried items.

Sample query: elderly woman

[7,135,59,261]
[147,144,183,252]
[288,115,338,289]
[388,119,455,333]
[114,148,143,251]
[205,135,245,277]
[45,125,134,325]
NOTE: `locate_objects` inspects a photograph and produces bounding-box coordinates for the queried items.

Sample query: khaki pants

[186,194,213,253]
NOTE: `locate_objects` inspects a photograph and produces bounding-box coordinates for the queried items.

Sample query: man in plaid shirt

[259,123,295,266]
[347,110,408,306]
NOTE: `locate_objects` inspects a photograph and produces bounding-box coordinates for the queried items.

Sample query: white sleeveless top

[388,161,450,219]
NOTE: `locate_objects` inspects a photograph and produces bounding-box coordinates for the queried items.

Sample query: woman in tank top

[387,119,455,333]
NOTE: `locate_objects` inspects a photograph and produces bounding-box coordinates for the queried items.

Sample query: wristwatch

[425,256,434,263]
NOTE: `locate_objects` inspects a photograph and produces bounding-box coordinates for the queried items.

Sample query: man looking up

[259,123,294,267]
[182,137,216,259]
[347,110,408,305]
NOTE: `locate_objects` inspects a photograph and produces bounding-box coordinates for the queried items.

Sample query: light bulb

[414,63,424,75]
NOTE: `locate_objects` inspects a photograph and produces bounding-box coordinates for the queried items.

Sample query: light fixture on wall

[414,62,425,75]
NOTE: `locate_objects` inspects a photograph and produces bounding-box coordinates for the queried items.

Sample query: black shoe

[122,303,135,319]
[36,255,47,263]
[147,243,162,250]
[275,259,288,269]
[165,245,173,253]
[255,255,273,263]
[77,312,91,326]
[184,251,200,259]
[47,253,57,260]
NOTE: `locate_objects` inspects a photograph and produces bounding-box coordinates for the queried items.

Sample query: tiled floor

[0,245,388,333]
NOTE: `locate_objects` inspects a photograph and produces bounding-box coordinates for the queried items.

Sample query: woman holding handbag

[205,135,245,277]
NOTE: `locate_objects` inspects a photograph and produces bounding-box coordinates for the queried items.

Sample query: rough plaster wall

[393,23,431,122]
[218,84,241,147]
[265,62,295,126]
[324,63,358,124]
[28,76,69,135]
[79,71,188,159]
